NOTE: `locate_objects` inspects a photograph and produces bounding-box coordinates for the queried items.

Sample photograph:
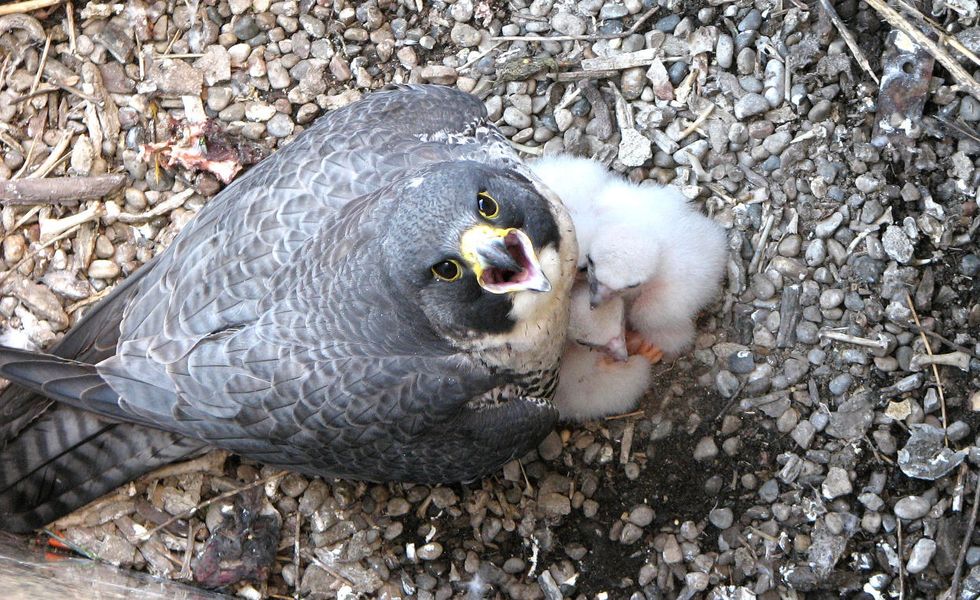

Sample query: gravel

[1,0,979,598]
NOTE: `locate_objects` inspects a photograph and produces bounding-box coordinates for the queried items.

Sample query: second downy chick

[587,178,728,357]
[554,282,653,422]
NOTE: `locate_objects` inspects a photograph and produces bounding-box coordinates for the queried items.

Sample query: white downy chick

[554,282,652,422]
[587,178,728,356]
[529,154,617,267]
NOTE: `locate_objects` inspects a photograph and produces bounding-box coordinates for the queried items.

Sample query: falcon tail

[0,347,205,532]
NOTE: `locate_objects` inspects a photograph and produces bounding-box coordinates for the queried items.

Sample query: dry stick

[0,0,62,16]
[0,222,80,286]
[491,6,658,42]
[678,104,716,139]
[0,174,126,204]
[66,0,76,54]
[949,470,980,600]
[293,513,302,600]
[910,324,980,359]
[29,33,52,96]
[138,470,288,541]
[817,0,878,83]
[896,0,980,69]
[905,292,949,446]
[861,0,980,102]
[27,131,72,179]
[897,518,906,600]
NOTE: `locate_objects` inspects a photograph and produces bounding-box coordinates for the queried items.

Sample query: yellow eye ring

[477,191,500,220]
[431,259,463,282]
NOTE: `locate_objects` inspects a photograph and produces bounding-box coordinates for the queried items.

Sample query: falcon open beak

[460,225,551,294]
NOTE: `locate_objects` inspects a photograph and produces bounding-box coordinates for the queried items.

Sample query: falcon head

[379,161,574,340]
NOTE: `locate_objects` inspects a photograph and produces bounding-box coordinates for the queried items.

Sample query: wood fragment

[906,292,948,445]
[0,174,126,204]
[818,0,879,83]
[491,6,658,43]
[896,0,980,70]
[138,470,287,541]
[551,68,620,82]
[619,421,634,465]
[861,0,980,101]
[678,104,716,139]
[581,48,661,72]
[0,0,61,17]
[948,468,980,600]
[26,130,72,179]
[115,188,194,224]
[775,283,802,348]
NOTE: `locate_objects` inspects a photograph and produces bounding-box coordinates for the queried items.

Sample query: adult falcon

[0,84,577,532]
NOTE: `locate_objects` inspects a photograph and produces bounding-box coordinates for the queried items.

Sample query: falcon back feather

[0,85,574,531]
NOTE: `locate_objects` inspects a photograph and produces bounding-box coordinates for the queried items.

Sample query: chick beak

[587,263,615,308]
[460,225,551,294]
[603,335,629,362]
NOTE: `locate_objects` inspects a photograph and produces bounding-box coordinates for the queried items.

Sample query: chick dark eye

[431,259,462,282]
[477,191,500,219]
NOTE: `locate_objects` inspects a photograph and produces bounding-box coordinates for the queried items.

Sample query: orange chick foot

[625,331,664,364]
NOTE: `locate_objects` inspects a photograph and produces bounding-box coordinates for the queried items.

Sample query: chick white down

[529,154,618,267]
[587,175,729,355]
[553,282,652,422]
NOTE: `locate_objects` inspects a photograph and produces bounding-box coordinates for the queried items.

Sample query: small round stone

[708,507,734,529]
[894,496,931,520]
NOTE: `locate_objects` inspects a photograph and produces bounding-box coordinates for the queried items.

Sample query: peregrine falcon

[0,84,577,532]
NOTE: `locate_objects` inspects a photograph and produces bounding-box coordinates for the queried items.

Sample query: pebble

[734,93,769,119]
[628,504,655,527]
[894,496,931,520]
[882,226,914,264]
[906,538,937,574]
[552,12,587,35]
[693,436,718,461]
[266,112,295,138]
[88,260,121,279]
[822,467,852,499]
[708,507,734,529]
[417,542,443,561]
[450,23,481,47]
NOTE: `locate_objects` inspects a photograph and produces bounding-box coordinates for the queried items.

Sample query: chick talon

[625,331,664,364]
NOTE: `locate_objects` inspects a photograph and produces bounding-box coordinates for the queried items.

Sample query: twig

[30,33,52,96]
[0,174,126,204]
[678,104,716,139]
[748,212,775,274]
[948,469,980,600]
[293,513,302,600]
[26,130,72,179]
[0,222,81,287]
[458,41,504,72]
[619,420,634,465]
[491,6,658,42]
[66,0,76,54]
[42,528,97,560]
[861,0,980,101]
[138,470,287,540]
[0,0,61,16]
[908,324,980,359]
[897,518,906,600]
[604,409,645,420]
[509,140,543,156]
[115,188,194,223]
[817,0,878,83]
[906,292,948,446]
[896,0,980,70]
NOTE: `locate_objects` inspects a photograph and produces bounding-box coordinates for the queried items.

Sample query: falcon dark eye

[477,191,500,219]
[431,259,463,282]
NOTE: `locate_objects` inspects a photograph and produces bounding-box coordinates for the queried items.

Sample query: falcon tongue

[460,226,551,294]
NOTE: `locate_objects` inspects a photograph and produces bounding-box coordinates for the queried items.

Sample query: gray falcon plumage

[0,84,577,532]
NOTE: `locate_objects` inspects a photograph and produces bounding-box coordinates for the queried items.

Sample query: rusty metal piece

[872,29,935,148]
